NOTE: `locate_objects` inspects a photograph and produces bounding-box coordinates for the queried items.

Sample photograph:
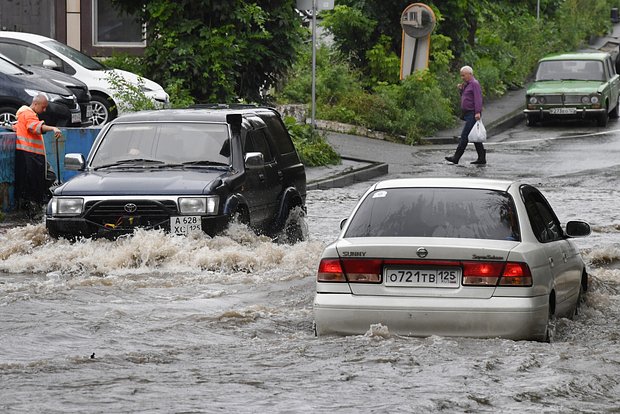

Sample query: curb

[307,156,389,190]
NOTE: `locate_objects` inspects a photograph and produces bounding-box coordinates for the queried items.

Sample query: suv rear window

[345,188,520,240]
[258,113,295,154]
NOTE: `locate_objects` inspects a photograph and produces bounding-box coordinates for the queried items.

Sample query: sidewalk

[307,21,620,188]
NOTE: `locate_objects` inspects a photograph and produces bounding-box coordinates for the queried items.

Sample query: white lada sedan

[313,178,591,342]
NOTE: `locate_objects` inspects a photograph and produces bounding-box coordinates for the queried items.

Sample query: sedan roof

[111,107,277,124]
[373,177,515,192]
[539,51,610,62]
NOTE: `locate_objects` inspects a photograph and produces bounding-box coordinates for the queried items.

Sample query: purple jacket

[460,77,483,114]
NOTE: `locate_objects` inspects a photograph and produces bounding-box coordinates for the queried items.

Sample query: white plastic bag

[468,120,487,142]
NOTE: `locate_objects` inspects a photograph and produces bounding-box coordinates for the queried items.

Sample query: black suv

[45,106,307,241]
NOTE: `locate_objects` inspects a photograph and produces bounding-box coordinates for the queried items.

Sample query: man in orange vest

[13,94,62,212]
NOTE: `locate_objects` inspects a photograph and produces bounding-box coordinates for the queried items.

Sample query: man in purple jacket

[445,65,486,165]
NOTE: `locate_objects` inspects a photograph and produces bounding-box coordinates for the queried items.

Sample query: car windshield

[41,39,107,71]
[90,122,232,169]
[0,56,26,75]
[535,60,605,82]
[345,187,520,240]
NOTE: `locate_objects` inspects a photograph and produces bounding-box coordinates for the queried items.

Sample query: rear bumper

[313,293,549,341]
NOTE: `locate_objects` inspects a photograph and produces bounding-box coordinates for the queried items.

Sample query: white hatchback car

[0,31,169,125]
[314,178,591,341]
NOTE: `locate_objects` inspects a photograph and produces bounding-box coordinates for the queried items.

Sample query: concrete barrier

[0,127,101,211]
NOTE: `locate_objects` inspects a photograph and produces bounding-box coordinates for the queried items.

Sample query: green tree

[111,0,305,103]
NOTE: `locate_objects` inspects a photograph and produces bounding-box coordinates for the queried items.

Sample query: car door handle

[258,173,265,181]
[563,252,568,263]
[277,170,283,181]
[548,257,554,268]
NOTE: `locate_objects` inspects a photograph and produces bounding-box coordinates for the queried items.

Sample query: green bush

[283,117,340,167]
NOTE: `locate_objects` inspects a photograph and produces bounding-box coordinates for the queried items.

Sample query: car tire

[597,105,609,127]
[525,114,539,127]
[609,98,620,119]
[90,95,117,126]
[0,106,18,125]
[544,301,556,343]
[281,206,307,244]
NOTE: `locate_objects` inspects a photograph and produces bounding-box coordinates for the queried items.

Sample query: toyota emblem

[124,203,137,213]
[416,247,428,258]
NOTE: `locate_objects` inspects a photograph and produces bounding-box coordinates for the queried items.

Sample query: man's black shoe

[470,159,486,165]
[445,156,458,164]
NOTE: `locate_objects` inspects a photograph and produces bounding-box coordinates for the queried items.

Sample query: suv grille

[84,200,178,227]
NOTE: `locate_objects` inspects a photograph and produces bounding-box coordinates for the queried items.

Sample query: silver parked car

[313,178,591,341]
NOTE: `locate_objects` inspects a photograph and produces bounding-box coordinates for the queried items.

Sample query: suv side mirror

[244,152,264,169]
[64,153,85,171]
[565,220,591,237]
[43,59,58,70]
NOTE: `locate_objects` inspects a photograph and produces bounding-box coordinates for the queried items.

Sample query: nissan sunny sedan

[313,178,591,342]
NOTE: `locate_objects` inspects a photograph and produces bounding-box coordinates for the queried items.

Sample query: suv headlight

[179,196,219,215]
[51,197,84,216]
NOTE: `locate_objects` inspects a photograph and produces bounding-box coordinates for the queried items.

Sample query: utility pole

[297,0,334,128]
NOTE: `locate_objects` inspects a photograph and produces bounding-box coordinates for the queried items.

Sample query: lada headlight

[581,96,591,104]
[179,196,219,215]
[529,96,538,104]
[590,96,600,104]
[52,197,84,216]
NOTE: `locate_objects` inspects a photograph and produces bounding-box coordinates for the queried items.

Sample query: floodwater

[1,124,619,413]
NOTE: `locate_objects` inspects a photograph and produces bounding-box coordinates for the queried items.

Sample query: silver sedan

[313,178,591,341]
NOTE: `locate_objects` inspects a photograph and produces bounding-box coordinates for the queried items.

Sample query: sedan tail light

[317,258,382,283]
[318,258,532,287]
[463,261,532,286]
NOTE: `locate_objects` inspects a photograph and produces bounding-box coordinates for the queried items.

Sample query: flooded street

[1,123,620,413]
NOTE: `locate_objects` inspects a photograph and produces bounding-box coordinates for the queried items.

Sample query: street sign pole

[311,0,317,128]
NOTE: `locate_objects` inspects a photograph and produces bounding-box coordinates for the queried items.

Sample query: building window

[92,0,145,46]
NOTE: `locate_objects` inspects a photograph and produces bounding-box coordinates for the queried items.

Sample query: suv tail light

[317,258,381,283]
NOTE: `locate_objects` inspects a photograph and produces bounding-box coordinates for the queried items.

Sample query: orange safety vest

[15,105,46,156]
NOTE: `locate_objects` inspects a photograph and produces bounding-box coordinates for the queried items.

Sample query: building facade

[0,0,144,56]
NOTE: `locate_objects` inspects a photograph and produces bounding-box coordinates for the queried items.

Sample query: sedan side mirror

[64,153,85,171]
[565,220,591,238]
[340,218,348,230]
[43,59,58,70]
[244,152,264,169]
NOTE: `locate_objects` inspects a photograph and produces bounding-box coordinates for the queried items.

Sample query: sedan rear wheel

[544,303,556,343]
[90,95,117,126]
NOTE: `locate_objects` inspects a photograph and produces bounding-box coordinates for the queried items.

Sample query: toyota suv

[45,106,307,242]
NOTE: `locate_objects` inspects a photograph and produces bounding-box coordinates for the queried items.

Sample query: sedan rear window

[90,122,231,168]
[345,188,520,240]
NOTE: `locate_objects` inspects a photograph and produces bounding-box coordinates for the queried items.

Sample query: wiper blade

[93,158,165,169]
[181,160,230,168]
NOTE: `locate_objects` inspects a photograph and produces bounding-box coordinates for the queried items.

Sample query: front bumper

[313,293,549,341]
[45,214,230,239]
[523,107,606,120]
